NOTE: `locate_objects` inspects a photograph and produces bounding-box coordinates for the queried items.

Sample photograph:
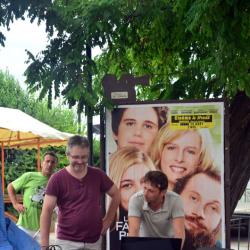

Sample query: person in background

[7,151,58,238]
[40,135,120,250]
[128,170,185,249]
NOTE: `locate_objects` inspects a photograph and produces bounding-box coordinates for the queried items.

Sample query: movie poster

[105,102,225,250]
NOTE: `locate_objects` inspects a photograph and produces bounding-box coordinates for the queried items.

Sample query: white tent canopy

[0,107,72,148]
[0,107,73,193]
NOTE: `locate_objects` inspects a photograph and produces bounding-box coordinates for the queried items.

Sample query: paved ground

[48,233,249,250]
[49,232,56,245]
[231,237,250,250]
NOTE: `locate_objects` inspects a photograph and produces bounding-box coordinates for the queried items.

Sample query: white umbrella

[0,107,72,148]
[0,107,73,193]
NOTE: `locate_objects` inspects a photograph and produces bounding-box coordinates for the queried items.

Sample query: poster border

[101,98,229,249]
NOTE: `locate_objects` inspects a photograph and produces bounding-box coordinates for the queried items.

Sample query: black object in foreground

[121,237,182,250]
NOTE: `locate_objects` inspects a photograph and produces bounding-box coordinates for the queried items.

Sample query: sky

[0,19,101,124]
[0,19,48,89]
[0,19,101,90]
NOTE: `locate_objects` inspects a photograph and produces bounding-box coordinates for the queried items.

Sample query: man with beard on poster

[174,168,222,250]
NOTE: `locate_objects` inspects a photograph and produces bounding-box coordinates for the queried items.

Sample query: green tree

[0,1,250,218]
[1,0,249,107]
[0,69,79,133]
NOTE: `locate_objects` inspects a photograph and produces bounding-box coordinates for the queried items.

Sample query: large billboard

[105,101,225,250]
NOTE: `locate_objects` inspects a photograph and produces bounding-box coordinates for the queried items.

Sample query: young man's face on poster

[113,107,159,154]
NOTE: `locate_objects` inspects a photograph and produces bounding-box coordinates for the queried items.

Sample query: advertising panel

[105,101,225,250]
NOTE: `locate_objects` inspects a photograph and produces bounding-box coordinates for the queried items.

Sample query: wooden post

[86,44,93,165]
[1,143,4,195]
[37,139,41,172]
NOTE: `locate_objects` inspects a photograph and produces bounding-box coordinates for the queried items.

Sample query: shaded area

[230,92,250,214]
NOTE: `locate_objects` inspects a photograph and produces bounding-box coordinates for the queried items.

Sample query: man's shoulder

[88,166,102,173]
[166,191,182,199]
[87,166,107,176]
[130,190,144,203]
[50,168,66,179]
[166,191,182,206]
[12,172,44,190]
[165,191,184,217]
[49,168,67,183]
[16,171,41,180]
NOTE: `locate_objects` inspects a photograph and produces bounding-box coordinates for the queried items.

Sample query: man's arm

[101,184,120,234]
[7,183,25,213]
[128,216,141,236]
[40,194,57,249]
[172,217,185,249]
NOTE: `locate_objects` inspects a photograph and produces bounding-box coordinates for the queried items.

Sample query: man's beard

[182,229,216,250]
[182,216,221,250]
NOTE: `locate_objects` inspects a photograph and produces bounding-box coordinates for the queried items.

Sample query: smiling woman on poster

[109,146,156,214]
[111,106,168,154]
[108,147,156,250]
[150,123,214,190]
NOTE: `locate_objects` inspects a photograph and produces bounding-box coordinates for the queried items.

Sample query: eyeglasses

[68,154,88,161]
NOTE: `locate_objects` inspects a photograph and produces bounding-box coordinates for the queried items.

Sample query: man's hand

[40,246,49,250]
[40,195,57,248]
[128,216,141,236]
[172,217,185,249]
[13,202,25,213]
[101,216,113,235]
[102,184,120,234]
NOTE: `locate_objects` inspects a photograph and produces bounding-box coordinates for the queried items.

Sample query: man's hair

[143,170,168,191]
[66,135,89,155]
[111,107,168,136]
[43,151,58,162]
[173,167,221,194]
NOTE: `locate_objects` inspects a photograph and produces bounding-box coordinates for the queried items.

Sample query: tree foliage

[1,0,249,112]
[0,1,250,218]
[0,69,79,133]
[0,70,101,204]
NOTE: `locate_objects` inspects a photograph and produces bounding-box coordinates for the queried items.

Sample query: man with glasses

[40,135,120,250]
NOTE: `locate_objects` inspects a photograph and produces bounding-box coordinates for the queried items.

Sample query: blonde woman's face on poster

[160,131,201,189]
[114,107,158,154]
[180,173,221,233]
[120,163,150,211]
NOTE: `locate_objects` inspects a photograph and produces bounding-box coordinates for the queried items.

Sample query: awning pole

[1,143,5,195]
[37,140,41,172]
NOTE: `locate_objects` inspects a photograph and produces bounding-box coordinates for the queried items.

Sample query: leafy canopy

[0,69,79,133]
[0,0,250,113]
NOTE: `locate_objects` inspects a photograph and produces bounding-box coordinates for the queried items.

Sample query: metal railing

[231,214,250,250]
[241,189,250,203]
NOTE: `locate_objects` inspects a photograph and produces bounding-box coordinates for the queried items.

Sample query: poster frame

[100,98,230,250]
